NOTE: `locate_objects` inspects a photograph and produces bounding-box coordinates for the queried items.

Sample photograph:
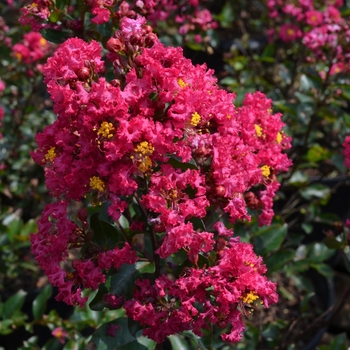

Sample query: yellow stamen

[261,165,271,178]
[190,112,201,127]
[90,176,105,192]
[97,122,115,139]
[44,146,56,162]
[242,291,259,304]
[227,115,231,119]
[133,141,154,173]
[254,124,263,137]
[39,38,47,46]
[134,141,154,155]
[276,132,282,144]
[177,78,187,89]
[15,52,22,61]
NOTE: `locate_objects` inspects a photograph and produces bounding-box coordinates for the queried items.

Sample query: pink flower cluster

[343,136,350,168]
[12,31,53,65]
[124,239,278,343]
[267,0,350,75]
[31,201,137,306]
[30,15,291,344]
[20,0,52,31]
[20,0,216,41]
[0,16,11,47]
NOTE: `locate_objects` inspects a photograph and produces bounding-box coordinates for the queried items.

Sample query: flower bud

[143,25,153,34]
[78,208,88,222]
[245,191,260,209]
[194,147,209,158]
[213,185,226,198]
[110,79,121,87]
[144,33,157,48]
[106,37,123,52]
[217,320,228,329]
[76,67,90,80]
[130,33,142,46]
[153,223,165,233]
[126,42,135,55]
[215,237,227,252]
[126,10,136,17]
[118,55,130,69]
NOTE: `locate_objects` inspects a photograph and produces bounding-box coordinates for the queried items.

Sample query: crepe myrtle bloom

[30,15,291,344]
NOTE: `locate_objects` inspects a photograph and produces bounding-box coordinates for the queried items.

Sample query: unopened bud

[130,33,142,46]
[126,10,136,17]
[144,33,157,48]
[217,320,228,329]
[78,208,88,222]
[213,185,226,198]
[118,55,129,69]
[126,42,135,55]
[215,238,227,252]
[143,25,153,34]
[110,79,121,87]
[154,223,165,233]
[76,67,90,80]
[245,191,260,209]
[194,147,208,158]
[106,37,123,52]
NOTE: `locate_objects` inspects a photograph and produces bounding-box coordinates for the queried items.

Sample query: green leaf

[308,243,335,263]
[49,10,63,23]
[261,43,276,59]
[167,156,198,171]
[56,0,70,10]
[340,85,350,100]
[0,319,16,335]
[261,324,281,343]
[332,153,347,173]
[182,331,208,350]
[90,262,155,311]
[32,284,52,320]
[310,263,333,279]
[315,213,340,226]
[244,323,259,347]
[284,260,311,274]
[40,29,72,44]
[21,219,37,237]
[89,318,156,350]
[186,42,204,51]
[265,249,295,273]
[41,338,62,350]
[300,292,315,313]
[305,144,332,163]
[323,237,344,250]
[253,224,287,256]
[217,2,235,28]
[330,332,347,350]
[168,334,189,350]
[220,77,237,86]
[301,222,313,234]
[89,284,111,311]
[90,213,123,250]
[109,262,155,298]
[287,171,308,186]
[300,183,330,202]
[3,290,27,319]
[8,218,23,243]
[128,317,143,338]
